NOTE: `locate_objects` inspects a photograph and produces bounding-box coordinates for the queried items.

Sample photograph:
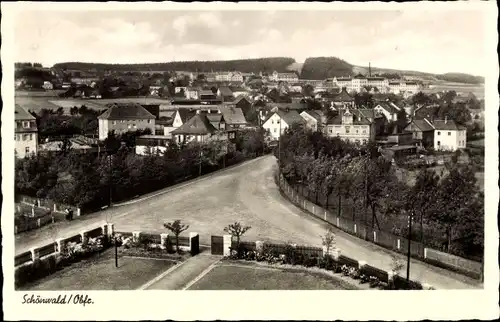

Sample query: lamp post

[107,150,118,268]
[406,211,413,281]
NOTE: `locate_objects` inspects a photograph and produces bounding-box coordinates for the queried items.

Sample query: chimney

[369,62,372,77]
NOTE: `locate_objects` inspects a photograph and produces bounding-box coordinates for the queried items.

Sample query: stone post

[132,231,141,242]
[80,231,87,245]
[107,223,115,238]
[223,234,232,256]
[76,208,81,217]
[358,260,366,270]
[189,232,199,254]
[424,248,428,259]
[37,199,41,207]
[324,210,327,221]
[101,224,108,236]
[30,247,39,261]
[373,231,377,242]
[354,224,357,234]
[397,239,401,250]
[331,248,341,260]
[32,207,35,217]
[37,218,41,227]
[54,204,57,212]
[336,217,340,227]
[55,238,63,253]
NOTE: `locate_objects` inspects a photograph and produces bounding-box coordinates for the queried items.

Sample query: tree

[302,84,315,97]
[223,222,251,249]
[321,228,336,254]
[164,220,190,254]
[431,165,477,252]
[410,169,440,244]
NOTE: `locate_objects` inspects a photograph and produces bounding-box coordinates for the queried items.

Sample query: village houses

[262,109,305,139]
[323,107,376,145]
[403,116,467,151]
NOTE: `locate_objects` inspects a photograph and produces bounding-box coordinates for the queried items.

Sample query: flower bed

[15,236,111,288]
[113,233,188,261]
[225,242,424,290]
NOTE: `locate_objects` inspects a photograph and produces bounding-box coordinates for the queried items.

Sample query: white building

[300,110,322,132]
[215,71,244,83]
[269,71,299,83]
[333,74,389,93]
[15,105,38,158]
[262,110,305,139]
[373,101,402,122]
[433,118,467,151]
[97,103,156,140]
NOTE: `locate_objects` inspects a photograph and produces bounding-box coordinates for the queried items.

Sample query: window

[437,141,441,146]
[448,132,451,136]
[356,129,359,134]
[336,132,340,137]
[277,119,280,124]
[271,120,274,124]
[128,124,132,129]
[329,128,333,134]
[345,126,350,134]
[29,134,33,140]
[437,131,441,136]
[274,128,277,133]
[133,124,137,128]
[112,121,117,125]
[25,147,30,154]
[147,120,151,124]
[362,129,367,134]
[22,134,28,141]
[22,121,30,128]
[363,139,367,145]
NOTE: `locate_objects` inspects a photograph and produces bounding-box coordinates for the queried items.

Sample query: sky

[14,9,487,76]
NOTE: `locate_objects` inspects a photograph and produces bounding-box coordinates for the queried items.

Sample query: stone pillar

[336,217,340,226]
[354,224,357,234]
[108,223,115,237]
[80,231,87,245]
[30,248,39,261]
[373,231,377,242]
[223,234,232,256]
[397,239,401,250]
[358,260,366,270]
[255,241,264,254]
[331,248,341,261]
[132,231,141,242]
[424,248,428,259]
[37,218,41,227]
[32,207,35,217]
[160,233,169,250]
[54,204,57,212]
[37,199,41,207]
[324,210,327,221]
[312,205,315,214]
[189,232,199,254]
[76,208,81,217]
[55,238,63,253]
[101,224,108,236]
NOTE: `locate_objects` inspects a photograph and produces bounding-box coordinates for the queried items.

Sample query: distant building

[300,110,322,132]
[97,103,156,140]
[373,101,402,122]
[217,86,234,102]
[15,105,38,158]
[269,71,299,83]
[215,71,244,83]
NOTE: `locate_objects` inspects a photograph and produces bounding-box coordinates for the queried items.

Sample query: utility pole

[407,211,413,281]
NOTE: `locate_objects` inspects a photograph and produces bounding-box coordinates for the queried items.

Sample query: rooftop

[15,104,36,121]
[98,103,156,120]
[171,114,216,135]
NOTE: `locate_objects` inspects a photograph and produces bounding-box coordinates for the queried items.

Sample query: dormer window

[22,121,30,128]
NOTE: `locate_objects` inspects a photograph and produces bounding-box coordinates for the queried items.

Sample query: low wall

[213,235,424,289]
[14,224,107,267]
[276,173,482,280]
[18,194,81,216]
[115,231,199,254]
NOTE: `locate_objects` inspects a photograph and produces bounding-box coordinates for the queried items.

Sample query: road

[15,155,481,289]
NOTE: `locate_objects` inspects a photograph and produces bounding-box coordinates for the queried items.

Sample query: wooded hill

[53,57,296,74]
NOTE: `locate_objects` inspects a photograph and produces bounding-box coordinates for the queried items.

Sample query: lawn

[19,250,176,291]
[188,263,358,290]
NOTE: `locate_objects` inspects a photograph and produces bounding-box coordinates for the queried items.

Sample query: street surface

[15,155,481,289]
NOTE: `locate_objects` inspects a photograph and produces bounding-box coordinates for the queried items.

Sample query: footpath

[141,253,221,290]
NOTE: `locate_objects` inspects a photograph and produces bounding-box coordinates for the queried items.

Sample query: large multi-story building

[98,103,156,140]
[269,71,299,83]
[332,74,420,94]
[403,117,467,151]
[323,108,376,145]
[215,71,244,83]
[15,105,38,158]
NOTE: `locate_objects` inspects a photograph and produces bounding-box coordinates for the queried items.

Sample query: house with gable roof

[170,112,233,144]
[97,103,156,140]
[262,109,305,139]
[403,117,467,151]
[373,101,402,122]
[15,104,38,158]
[323,107,375,145]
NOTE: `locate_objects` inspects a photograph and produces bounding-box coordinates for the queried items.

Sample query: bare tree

[321,227,336,254]
[164,220,189,254]
[223,222,251,248]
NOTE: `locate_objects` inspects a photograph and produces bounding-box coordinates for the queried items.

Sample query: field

[188,262,358,290]
[19,250,176,291]
[423,82,484,99]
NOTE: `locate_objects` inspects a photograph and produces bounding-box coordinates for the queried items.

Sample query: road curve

[15,155,480,289]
